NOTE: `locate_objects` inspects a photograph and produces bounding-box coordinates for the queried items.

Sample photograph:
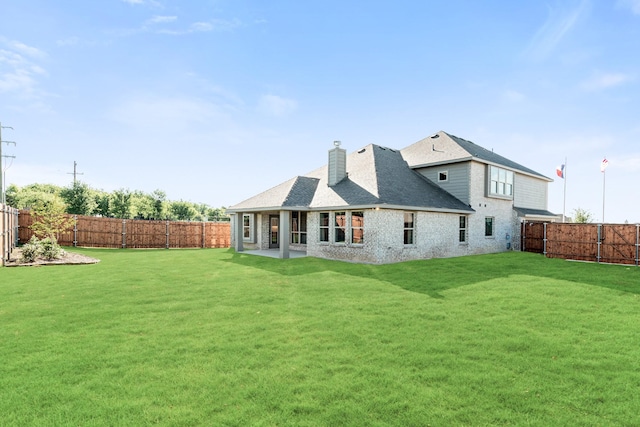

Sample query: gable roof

[401,131,551,181]
[228,143,474,213]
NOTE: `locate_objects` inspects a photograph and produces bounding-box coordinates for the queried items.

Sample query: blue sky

[1,0,639,223]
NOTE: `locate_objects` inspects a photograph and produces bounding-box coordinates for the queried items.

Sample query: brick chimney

[328,141,347,186]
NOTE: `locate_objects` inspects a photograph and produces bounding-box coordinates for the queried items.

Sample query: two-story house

[227,131,558,263]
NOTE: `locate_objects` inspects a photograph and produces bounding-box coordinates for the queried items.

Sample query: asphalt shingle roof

[228,143,474,213]
[402,131,550,180]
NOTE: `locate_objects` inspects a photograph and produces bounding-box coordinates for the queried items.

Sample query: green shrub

[20,237,43,263]
[40,237,65,260]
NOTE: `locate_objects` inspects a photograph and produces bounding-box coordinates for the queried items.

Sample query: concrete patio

[242,249,308,259]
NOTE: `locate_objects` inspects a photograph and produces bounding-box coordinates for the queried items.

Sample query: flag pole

[602,166,606,224]
[601,157,608,223]
[562,157,567,223]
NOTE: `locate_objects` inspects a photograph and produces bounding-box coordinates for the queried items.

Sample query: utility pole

[0,122,17,204]
[67,160,84,184]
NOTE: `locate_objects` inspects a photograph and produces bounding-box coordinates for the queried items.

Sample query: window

[404,212,415,245]
[242,214,253,241]
[334,212,346,243]
[485,217,494,237]
[351,211,364,244]
[459,216,467,243]
[438,170,448,182]
[319,212,329,242]
[488,166,514,198]
[291,211,307,244]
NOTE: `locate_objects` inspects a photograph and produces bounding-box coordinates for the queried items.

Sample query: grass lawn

[1,249,640,426]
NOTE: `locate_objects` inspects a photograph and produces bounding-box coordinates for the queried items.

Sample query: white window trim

[351,211,364,245]
[404,212,416,246]
[487,165,514,199]
[319,212,330,244]
[334,211,347,245]
[459,215,468,244]
[242,213,254,242]
[438,170,449,182]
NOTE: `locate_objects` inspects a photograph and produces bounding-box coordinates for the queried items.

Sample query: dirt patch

[5,247,100,267]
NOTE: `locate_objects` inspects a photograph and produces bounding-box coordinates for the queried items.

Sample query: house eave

[410,157,553,182]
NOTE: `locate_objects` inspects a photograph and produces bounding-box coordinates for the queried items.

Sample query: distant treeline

[6,182,228,222]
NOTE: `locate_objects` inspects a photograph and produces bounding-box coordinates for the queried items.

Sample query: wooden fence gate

[522,221,640,266]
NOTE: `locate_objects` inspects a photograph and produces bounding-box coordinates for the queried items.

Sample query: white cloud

[148,15,177,25]
[190,22,214,32]
[8,41,47,59]
[258,95,298,117]
[617,0,640,14]
[580,72,634,91]
[523,0,590,61]
[0,41,49,103]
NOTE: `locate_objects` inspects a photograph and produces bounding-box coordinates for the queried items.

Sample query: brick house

[227,131,558,263]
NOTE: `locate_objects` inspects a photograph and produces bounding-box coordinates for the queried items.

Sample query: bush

[41,237,65,260]
[20,236,66,263]
[21,237,43,263]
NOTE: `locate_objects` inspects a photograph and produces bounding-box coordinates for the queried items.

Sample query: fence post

[122,219,127,249]
[543,222,547,256]
[202,222,206,249]
[1,203,5,266]
[521,220,526,252]
[636,224,640,267]
[73,215,78,247]
[597,224,602,263]
[166,221,170,249]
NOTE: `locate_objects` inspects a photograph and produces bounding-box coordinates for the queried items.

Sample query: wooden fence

[522,221,640,266]
[1,203,19,265]
[18,210,231,249]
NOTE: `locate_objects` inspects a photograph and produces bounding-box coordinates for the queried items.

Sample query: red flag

[556,164,565,178]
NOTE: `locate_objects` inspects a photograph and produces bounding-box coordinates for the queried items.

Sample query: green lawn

[1,249,639,426]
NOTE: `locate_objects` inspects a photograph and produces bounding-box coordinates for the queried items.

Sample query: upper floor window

[404,212,415,245]
[351,211,364,244]
[438,170,448,182]
[489,166,514,198]
[319,212,329,242]
[291,211,307,244]
[334,212,346,243]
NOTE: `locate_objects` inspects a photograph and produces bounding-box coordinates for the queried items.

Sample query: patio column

[235,213,244,252]
[279,210,290,259]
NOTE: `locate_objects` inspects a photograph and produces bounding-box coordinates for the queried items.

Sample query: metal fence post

[636,224,640,267]
[122,219,127,249]
[73,215,78,247]
[166,221,170,249]
[543,222,547,256]
[597,223,602,263]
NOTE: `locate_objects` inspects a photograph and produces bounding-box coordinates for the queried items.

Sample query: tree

[572,208,594,223]
[6,183,61,209]
[110,188,132,219]
[30,197,75,242]
[207,206,228,221]
[168,200,199,221]
[60,181,96,215]
[93,190,111,217]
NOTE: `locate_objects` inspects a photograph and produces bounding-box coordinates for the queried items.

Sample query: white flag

[600,158,609,172]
